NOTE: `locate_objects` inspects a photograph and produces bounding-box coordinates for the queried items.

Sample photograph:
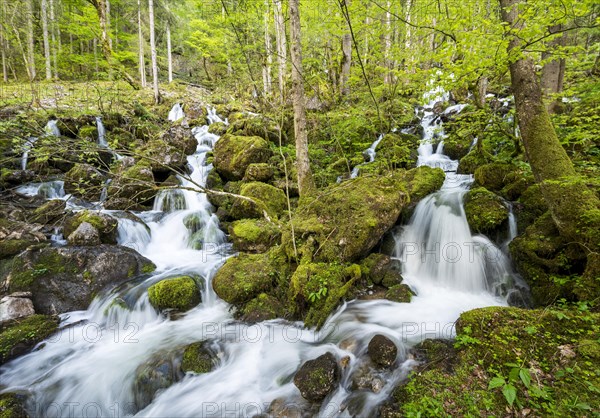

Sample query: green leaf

[503,384,517,406]
[488,376,505,389]
[519,369,531,388]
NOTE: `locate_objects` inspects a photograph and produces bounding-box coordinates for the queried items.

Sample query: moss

[0,239,32,260]
[78,125,98,140]
[474,162,519,193]
[282,172,409,263]
[464,187,509,234]
[230,181,287,220]
[141,262,156,274]
[64,210,118,244]
[226,114,283,144]
[207,121,227,136]
[289,262,361,329]
[147,276,201,312]
[375,133,420,170]
[63,163,105,201]
[517,184,549,232]
[108,163,155,204]
[243,163,274,182]
[241,293,285,322]
[181,342,214,374]
[30,199,66,224]
[457,149,495,174]
[213,134,272,180]
[0,314,59,364]
[385,284,414,303]
[212,250,288,306]
[386,306,600,417]
[0,393,28,418]
[8,249,67,292]
[229,219,281,253]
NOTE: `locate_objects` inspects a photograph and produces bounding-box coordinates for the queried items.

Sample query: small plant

[488,362,532,407]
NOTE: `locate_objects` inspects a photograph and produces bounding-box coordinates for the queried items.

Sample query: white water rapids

[1,102,525,417]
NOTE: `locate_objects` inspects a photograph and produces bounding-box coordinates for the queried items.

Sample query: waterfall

[45,119,61,136]
[96,117,108,147]
[350,134,384,179]
[16,180,65,199]
[20,137,38,170]
[168,103,185,122]
[1,99,526,417]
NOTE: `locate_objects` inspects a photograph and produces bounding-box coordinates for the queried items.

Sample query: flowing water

[349,134,384,179]
[168,103,185,122]
[97,117,108,148]
[1,101,526,417]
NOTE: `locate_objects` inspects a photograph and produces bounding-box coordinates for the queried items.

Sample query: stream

[1,99,527,417]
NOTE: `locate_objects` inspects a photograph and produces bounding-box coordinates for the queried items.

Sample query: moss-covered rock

[78,125,98,141]
[516,184,549,232]
[213,134,272,180]
[1,245,155,314]
[283,172,409,263]
[0,314,59,364]
[289,262,361,328]
[226,114,284,144]
[64,163,105,201]
[384,306,600,417]
[0,218,46,260]
[243,163,274,182]
[138,139,189,175]
[181,341,215,374]
[207,122,227,136]
[30,199,66,224]
[368,334,398,368]
[241,293,285,323]
[147,276,201,313]
[375,133,420,169]
[385,284,415,303]
[212,250,288,306]
[474,162,519,193]
[464,187,509,234]
[64,210,117,245]
[457,149,495,174]
[107,163,155,205]
[359,253,394,285]
[0,393,28,418]
[229,219,281,253]
[400,166,446,220]
[293,352,340,402]
[133,351,181,410]
[230,182,287,220]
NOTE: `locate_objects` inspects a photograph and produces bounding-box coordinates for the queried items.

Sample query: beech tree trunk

[41,0,52,80]
[289,0,315,197]
[273,0,287,100]
[540,25,566,114]
[167,21,173,83]
[383,0,392,84]
[49,0,58,79]
[26,0,36,81]
[137,0,146,87]
[262,0,272,95]
[500,0,600,253]
[1,0,8,83]
[148,0,160,103]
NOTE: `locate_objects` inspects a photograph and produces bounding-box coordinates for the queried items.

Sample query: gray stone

[68,222,101,246]
[0,294,35,322]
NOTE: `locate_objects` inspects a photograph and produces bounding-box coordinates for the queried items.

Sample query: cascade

[350,134,384,179]
[45,119,61,136]
[96,116,108,147]
[1,98,526,417]
[168,103,185,122]
[20,137,38,170]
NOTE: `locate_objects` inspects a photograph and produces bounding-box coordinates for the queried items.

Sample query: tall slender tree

[273,0,286,99]
[148,0,160,103]
[41,0,52,80]
[26,0,36,81]
[137,0,146,87]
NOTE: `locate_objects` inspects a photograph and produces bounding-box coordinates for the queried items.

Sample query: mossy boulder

[0,218,46,260]
[64,210,118,245]
[30,199,66,224]
[385,306,600,417]
[212,250,287,306]
[0,393,28,417]
[230,182,287,220]
[1,245,155,315]
[457,149,495,174]
[226,114,284,144]
[241,293,285,323]
[516,183,549,232]
[293,352,340,402]
[474,162,519,193]
[368,334,398,368]
[385,284,415,303]
[181,341,216,374]
[147,276,201,313]
[464,187,509,234]
[77,125,98,141]
[375,133,420,169]
[283,172,409,263]
[161,125,197,155]
[107,163,155,205]
[359,253,394,285]
[213,134,272,180]
[400,166,446,220]
[229,219,281,253]
[138,139,189,174]
[289,262,361,328]
[208,122,228,136]
[64,163,105,201]
[0,314,59,364]
[244,163,274,182]
[133,351,182,410]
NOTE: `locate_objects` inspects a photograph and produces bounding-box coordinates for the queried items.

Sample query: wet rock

[30,199,66,224]
[0,293,35,322]
[139,140,190,175]
[67,222,101,246]
[0,393,29,418]
[1,169,35,186]
[64,210,118,245]
[360,253,393,285]
[0,218,46,260]
[133,352,182,410]
[457,149,495,174]
[64,163,105,201]
[293,352,340,402]
[230,182,287,220]
[351,364,385,393]
[107,163,155,205]
[147,276,201,313]
[229,219,281,253]
[1,245,155,315]
[208,122,228,136]
[213,134,272,180]
[368,335,398,368]
[267,398,303,418]
[181,341,215,374]
[0,314,59,364]
[241,293,285,323]
[161,125,197,155]
[385,284,415,303]
[464,187,509,234]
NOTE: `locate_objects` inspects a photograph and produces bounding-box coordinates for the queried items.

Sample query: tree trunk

[148,0,160,103]
[49,0,58,79]
[500,0,600,252]
[273,0,287,100]
[137,0,146,87]
[26,0,36,81]
[339,0,352,97]
[540,25,566,114]
[41,0,52,80]
[0,0,8,83]
[383,0,392,84]
[289,0,315,197]
[167,21,173,83]
[105,0,112,49]
[474,76,488,108]
[263,0,272,96]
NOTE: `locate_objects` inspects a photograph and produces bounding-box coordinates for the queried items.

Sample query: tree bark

[41,0,52,80]
[339,0,352,96]
[383,0,392,84]
[540,24,565,114]
[49,0,58,79]
[148,0,160,103]
[273,0,287,100]
[263,0,273,96]
[167,21,173,83]
[26,0,36,81]
[289,0,315,197]
[500,0,599,252]
[137,0,146,87]
[105,0,112,49]
[0,0,8,83]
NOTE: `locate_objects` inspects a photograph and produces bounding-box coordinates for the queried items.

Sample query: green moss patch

[147,276,201,312]
[229,219,281,253]
[464,187,509,234]
[0,314,59,364]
